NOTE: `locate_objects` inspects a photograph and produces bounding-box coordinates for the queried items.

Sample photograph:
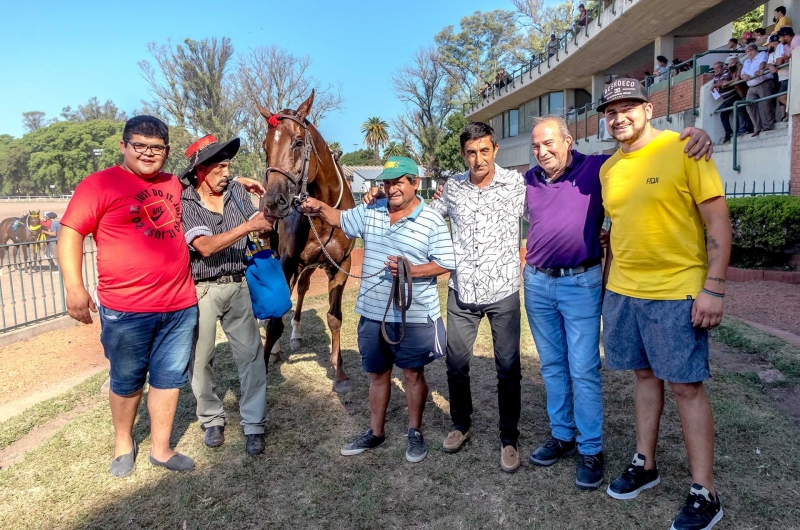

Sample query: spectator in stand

[724,57,755,135]
[726,38,739,51]
[495,69,510,89]
[778,26,800,52]
[741,31,756,45]
[741,43,775,136]
[655,56,670,82]
[767,35,791,119]
[754,28,768,46]
[548,34,558,57]
[771,6,792,35]
[575,4,588,32]
[482,81,492,99]
[673,58,692,73]
[711,62,740,143]
[643,71,654,89]
[766,36,783,94]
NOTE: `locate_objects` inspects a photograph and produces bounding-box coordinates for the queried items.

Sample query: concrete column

[654,34,675,63]
[563,89,576,111]
[591,74,605,102]
[788,47,800,196]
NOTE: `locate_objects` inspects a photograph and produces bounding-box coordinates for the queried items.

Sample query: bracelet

[701,288,724,298]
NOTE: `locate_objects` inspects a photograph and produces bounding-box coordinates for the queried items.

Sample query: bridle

[265,113,345,210]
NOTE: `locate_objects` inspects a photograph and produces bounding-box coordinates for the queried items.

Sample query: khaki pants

[745,81,775,133]
[190,279,267,435]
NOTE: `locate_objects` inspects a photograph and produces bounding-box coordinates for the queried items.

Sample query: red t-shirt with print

[61,165,196,312]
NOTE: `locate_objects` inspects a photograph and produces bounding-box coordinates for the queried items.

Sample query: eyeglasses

[124,140,168,156]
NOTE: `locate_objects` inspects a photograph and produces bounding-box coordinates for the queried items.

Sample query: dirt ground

[0,201,69,223]
[724,280,800,332]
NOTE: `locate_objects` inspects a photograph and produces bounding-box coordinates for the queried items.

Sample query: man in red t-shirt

[60,116,198,477]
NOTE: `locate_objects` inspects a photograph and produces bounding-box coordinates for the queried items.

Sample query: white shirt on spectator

[742,51,772,86]
[772,44,791,81]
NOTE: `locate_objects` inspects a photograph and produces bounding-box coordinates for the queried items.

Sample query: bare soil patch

[725,280,800,333]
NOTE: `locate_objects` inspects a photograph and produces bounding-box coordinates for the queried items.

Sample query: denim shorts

[602,291,709,383]
[99,304,198,396]
[357,316,445,374]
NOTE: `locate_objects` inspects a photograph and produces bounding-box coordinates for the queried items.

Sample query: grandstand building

[465,0,800,197]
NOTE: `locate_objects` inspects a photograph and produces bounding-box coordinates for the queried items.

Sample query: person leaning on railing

[722,56,755,136]
[741,43,775,137]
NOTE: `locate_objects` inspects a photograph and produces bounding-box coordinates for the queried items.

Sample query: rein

[381,257,413,345]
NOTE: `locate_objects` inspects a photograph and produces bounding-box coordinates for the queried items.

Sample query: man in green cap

[299,156,456,463]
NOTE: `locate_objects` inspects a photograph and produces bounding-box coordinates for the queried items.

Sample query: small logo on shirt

[129,206,141,214]
[144,199,176,228]
[646,177,659,185]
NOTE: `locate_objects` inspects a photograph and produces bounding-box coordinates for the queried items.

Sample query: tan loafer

[442,429,471,453]
[500,444,521,473]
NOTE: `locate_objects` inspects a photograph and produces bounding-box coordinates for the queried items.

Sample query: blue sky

[0,0,562,152]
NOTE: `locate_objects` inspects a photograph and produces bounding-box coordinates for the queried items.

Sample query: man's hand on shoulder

[235,177,265,197]
[679,127,714,161]
[432,183,445,201]
[66,287,97,325]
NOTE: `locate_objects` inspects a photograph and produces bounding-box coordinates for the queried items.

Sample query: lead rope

[306,216,386,280]
[381,256,412,345]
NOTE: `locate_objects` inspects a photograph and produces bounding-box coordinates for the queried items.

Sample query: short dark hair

[578,3,585,8]
[459,122,497,151]
[729,38,738,44]
[123,115,169,144]
[755,28,767,35]
[776,6,786,15]
[656,55,668,64]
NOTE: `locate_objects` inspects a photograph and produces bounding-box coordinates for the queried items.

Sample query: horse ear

[296,90,315,121]
[256,102,273,121]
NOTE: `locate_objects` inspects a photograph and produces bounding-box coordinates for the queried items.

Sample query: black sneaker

[405,428,428,463]
[529,436,577,466]
[671,484,724,530]
[607,453,661,500]
[576,452,604,490]
[340,429,386,456]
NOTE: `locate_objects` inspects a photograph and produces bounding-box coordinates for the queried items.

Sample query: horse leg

[290,268,313,351]
[263,316,286,369]
[327,256,352,393]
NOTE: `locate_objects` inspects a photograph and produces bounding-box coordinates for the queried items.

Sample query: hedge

[727,195,800,268]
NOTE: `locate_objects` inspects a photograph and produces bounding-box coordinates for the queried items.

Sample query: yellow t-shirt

[773,15,793,35]
[600,130,724,300]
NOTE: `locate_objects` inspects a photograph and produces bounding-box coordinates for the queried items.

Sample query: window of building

[520,99,538,133]
[540,94,549,116]
[490,114,502,135]
[509,109,519,137]
[549,91,564,115]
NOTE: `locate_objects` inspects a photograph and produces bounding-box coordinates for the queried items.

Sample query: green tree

[339,149,378,166]
[22,111,50,133]
[435,111,468,174]
[434,10,524,103]
[328,141,342,153]
[61,97,127,122]
[0,142,33,194]
[361,117,390,162]
[733,5,764,38]
[513,0,578,56]
[383,141,413,159]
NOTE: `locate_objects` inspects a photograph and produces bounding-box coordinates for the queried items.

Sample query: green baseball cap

[375,156,418,181]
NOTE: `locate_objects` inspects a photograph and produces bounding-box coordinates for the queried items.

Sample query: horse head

[28,211,41,225]
[257,90,318,219]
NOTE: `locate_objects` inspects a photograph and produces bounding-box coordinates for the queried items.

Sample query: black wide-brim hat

[178,135,241,182]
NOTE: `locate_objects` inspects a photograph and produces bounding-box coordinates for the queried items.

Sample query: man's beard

[611,120,647,144]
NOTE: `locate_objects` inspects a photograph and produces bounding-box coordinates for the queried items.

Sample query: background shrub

[727,196,800,268]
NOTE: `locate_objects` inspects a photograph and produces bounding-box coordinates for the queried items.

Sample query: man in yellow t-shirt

[771,5,792,35]
[597,78,732,530]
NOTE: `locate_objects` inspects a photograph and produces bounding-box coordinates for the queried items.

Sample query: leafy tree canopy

[339,149,380,166]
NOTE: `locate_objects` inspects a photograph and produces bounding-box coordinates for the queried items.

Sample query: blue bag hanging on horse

[244,246,292,320]
[230,189,292,320]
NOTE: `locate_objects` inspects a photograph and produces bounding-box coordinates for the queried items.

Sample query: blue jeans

[523,264,603,455]
[99,304,198,396]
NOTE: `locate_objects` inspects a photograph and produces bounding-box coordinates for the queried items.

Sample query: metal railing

[0,237,97,333]
[722,91,788,172]
[725,180,791,197]
[467,1,617,113]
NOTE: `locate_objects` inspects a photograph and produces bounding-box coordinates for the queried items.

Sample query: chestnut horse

[0,211,44,270]
[257,91,356,393]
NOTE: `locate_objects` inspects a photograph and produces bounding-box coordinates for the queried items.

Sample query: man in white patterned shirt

[429,122,527,472]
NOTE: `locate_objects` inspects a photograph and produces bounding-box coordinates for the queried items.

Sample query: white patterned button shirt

[428,165,526,305]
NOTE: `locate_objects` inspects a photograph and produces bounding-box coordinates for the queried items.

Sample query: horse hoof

[333,379,353,393]
[290,338,303,351]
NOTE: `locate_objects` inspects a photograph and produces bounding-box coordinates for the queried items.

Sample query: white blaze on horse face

[291,319,302,341]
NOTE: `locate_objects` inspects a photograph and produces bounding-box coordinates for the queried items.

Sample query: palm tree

[361,117,390,163]
[328,141,342,153]
[383,141,412,159]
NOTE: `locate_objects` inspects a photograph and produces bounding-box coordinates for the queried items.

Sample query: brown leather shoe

[442,429,471,453]
[500,444,521,473]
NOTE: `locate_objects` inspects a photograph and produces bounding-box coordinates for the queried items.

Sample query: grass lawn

[1,284,799,529]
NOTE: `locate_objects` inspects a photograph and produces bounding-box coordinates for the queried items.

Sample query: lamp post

[90,147,103,173]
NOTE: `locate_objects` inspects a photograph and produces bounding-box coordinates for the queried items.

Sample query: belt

[531,259,601,278]
[198,273,244,284]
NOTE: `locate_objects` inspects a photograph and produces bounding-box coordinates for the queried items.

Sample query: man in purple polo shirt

[523,115,713,491]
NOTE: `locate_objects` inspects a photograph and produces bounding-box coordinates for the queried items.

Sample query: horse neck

[307,125,351,209]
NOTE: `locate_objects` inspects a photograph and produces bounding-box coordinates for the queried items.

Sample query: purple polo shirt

[524,150,609,269]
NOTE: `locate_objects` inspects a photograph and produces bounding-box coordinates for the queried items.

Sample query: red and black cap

[596,78,649,113]
[178,135,240,183]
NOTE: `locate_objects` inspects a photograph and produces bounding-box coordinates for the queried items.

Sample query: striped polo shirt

[340,197,456,324]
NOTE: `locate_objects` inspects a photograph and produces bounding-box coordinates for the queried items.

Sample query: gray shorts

[602,291,709,383]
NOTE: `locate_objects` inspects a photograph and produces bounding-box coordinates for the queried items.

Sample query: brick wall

[626,36,711,81]
[792,114,800,196]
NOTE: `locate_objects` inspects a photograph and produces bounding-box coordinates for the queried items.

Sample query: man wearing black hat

[598,78,731,530]
[180,135,275,456]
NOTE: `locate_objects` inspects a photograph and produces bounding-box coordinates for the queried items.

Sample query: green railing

[665,50,741,122]
[716,91,788,172]
[725,180,790,197]
[0,237,97,333]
